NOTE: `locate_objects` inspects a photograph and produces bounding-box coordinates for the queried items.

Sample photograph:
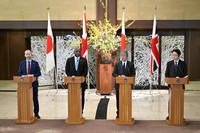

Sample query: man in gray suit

[112,50,135,118]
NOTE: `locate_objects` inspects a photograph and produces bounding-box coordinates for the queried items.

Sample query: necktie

[175,62,177,73]
[122,63,126,75]
[28,61,31,74]
[75,58,79,71]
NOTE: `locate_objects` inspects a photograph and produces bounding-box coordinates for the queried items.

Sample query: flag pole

[83,5,90,91]
[46,7,58,97]
[48,7,58,92]
[150,6,157,95]
[137,5,162,97]
[84,5,91,102]
[150,5,158,96]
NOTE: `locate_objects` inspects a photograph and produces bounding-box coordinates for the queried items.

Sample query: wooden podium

[165,77,189,126]
[64,76,85,124]
[115,77,135,125]
[99,64,113,94]
[13,76,37,124]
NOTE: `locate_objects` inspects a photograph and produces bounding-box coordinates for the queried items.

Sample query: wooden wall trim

[107,0,117,26]
[119,20,200,30]
[0,20,94,30]
[0,20,200,30]
[96,0,106,25]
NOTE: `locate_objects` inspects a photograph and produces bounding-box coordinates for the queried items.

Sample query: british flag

[150,11,160,74]
[81,7,87,58]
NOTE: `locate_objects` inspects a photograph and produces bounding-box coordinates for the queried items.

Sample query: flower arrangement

[71,1,135,55]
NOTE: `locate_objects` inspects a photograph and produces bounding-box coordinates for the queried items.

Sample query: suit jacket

[165,60,187,89]
[18,60,41,88]
[165,60,187,78]
[112,60,135,90]
[65,56,88,89]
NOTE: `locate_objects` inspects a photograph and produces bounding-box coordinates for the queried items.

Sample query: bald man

[65,48,88,113]
[18,50,41,118]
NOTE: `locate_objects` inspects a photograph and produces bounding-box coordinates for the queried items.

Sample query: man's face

[25,50,32,60]
[74,48,81,57]
[172,52,179,61]
[120,53,127,62]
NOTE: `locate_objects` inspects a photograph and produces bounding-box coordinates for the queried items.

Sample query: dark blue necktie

[122,63,126,75]
[175,62,178,73]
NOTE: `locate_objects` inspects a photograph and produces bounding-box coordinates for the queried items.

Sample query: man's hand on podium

[118,75,126,77]
[27,74,34,77]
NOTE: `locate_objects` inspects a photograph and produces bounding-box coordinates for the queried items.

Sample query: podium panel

[13,76,37,124]
[115,77,135,125]
[99,64,113,94]
[64,76,85,124]
[165,77,189,126]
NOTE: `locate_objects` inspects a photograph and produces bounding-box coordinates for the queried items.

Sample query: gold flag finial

[47,7,50,11]
[122,7,125,10]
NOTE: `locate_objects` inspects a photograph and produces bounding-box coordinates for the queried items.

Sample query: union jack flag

[150,11,159,74]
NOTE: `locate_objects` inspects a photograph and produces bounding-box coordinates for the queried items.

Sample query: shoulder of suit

[116,61,122,65]
[127,60,132,64]
[68,57,74,60]
[32,59,36,63]
[21,60,26,64]
[167,60,174,64]
[179,60,186,65]
[80,57,87,61]
[32,60,39,64]
[127,60,134,65]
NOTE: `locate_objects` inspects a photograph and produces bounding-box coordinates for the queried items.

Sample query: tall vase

[96,50,117,94]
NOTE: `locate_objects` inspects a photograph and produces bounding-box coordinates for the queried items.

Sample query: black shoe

[166,116,169,120]
[116,114,119,118]
[35,114,40,119]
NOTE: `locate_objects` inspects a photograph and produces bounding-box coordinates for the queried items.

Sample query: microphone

[178,65,185,77]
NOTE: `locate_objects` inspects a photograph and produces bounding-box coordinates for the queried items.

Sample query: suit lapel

[120,61,123,74]
[171,61,175,75]
[72,57,76,71]
[177,60,182,75]
[24,61,27,75]
[125,61,129,75]
[30,60,34,74]
[77,57,82,71]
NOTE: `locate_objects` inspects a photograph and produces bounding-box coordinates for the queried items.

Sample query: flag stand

[136,6,162,100]
[85,52,96,101]
[136,73,162,99]
[45,67,62,97]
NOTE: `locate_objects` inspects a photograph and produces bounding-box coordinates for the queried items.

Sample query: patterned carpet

[0,120,200,133]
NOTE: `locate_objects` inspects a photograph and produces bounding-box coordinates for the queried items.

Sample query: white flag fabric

[121,11,126,51]
[46,12,55,73]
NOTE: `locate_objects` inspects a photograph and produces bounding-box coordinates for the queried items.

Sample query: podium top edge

[13,76,36,83]
[115,77,135,84]
[165,77,189,84]
[64,76,85,83]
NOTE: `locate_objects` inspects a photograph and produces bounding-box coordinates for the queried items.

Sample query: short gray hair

[120,50,128,57]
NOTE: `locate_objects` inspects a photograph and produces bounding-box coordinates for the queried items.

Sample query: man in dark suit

[165,49,188,120]
[65,47,88,113]
[112,50,135,118]
[18,50,41,118]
